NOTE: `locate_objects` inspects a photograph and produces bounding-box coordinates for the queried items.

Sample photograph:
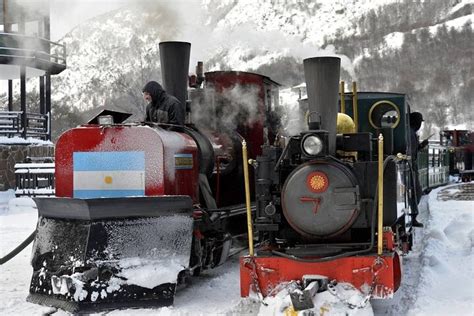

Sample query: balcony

[0,32,66,78]
[0,111,49,140]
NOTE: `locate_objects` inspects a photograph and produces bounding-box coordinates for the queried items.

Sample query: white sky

[49,0,128,41]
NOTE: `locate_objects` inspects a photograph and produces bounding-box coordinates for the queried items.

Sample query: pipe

[378,133,384,255]
[352,82,359,132]
[0,230,35,265]
[303,57,341,155]
[242,140,254,256]
[340,81,345,113]
[159,41,190,120]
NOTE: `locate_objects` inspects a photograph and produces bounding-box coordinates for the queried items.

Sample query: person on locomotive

[142,81,185,125]
[409,111,428,227]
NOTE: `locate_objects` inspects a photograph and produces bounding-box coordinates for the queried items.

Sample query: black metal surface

[352,161,398,227]
[20,65,26,139]
[39,75,45,114]
[303,57,341,155]
[27,284,176,314]
[281,159,360,238]
[28,196,194,312]
[33,196,192,220]
[87,108,133,124]
[45,72,51,140]
[159,41,190,116]
[8,79,13,111]
[182,125,215,177]
[336,133,372,154]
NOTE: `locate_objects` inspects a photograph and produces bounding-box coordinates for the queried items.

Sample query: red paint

[240,253,401,299]
[205,71,279,158]
[240,231,402,299]
[55,125,199,203]
[299,196,322,214]
[383,230,395,251]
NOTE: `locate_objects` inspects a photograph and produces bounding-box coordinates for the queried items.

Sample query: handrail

[0,111,49,139]
[0,32,67,66]
[0,32,66,50]
[0,46,66,64]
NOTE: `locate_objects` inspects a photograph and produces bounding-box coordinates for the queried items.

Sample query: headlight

[303,135,323,156]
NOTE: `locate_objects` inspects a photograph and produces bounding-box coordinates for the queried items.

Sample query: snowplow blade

[27,196,193,313]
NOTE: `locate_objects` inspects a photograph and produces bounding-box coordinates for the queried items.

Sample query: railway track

[437,183,474,201]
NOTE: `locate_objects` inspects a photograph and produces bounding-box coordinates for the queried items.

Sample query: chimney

[159,41,191,118]
[303,57,341,155]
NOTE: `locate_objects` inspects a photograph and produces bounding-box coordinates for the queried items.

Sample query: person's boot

[412,217,424,228]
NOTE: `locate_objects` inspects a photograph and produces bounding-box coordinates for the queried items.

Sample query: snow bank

[0,190,16,214]
[0,191,37,215]
[408,183,474,316]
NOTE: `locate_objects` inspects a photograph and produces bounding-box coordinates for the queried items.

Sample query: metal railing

[15,159,55,197]
[0,32,66,69]
[0,111,49,139]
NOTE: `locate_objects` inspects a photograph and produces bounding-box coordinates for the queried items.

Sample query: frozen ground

[0,183,473,315]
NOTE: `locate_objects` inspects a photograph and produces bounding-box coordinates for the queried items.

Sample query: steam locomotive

[27,41,422,313]
[27,41,281,313]
[239,57,416,303]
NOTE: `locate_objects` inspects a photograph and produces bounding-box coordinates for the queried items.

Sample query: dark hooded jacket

[408,111,426,213]
[409,112,424,161]
[142,81,185,125]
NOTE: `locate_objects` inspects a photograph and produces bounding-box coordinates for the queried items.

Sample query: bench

[15,158,55,197]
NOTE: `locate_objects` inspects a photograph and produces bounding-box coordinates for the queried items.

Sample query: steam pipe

[340,81,345,113]
[159,41,191,118]
[303,57,341,155]
[352,82,359,132]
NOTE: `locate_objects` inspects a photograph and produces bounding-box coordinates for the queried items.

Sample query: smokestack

[303,57,341,155]
[159,41,191,116]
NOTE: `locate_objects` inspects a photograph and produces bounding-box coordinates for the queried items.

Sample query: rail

[0,111,49,139]
[0,32,66,67]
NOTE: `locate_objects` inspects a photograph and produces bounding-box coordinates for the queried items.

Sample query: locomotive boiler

[240,57,409,303]
[26,41,280,313]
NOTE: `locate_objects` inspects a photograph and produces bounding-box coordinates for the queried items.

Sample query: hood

[143,81,166,105]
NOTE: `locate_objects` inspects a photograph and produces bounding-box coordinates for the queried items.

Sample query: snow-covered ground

[0,184,473,315]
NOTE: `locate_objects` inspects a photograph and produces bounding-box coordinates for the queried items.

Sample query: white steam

[192,84,261,132]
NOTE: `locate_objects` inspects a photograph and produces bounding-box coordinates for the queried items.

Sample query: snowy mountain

[49,0,473,139]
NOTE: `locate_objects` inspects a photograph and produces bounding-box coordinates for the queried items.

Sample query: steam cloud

[191,84,261,133]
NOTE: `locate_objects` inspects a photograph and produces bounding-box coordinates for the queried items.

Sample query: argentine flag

[73,151,145,198]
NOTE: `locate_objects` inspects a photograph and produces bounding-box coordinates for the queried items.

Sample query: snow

[407,184,474,316]
[383,32,405,51]
[449,0,474,15]
[0,137,53,145]
[1,183,473,315]
[427,14,473,35]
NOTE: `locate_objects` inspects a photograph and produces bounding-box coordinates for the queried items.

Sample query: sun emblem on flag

[104,176,113,184]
